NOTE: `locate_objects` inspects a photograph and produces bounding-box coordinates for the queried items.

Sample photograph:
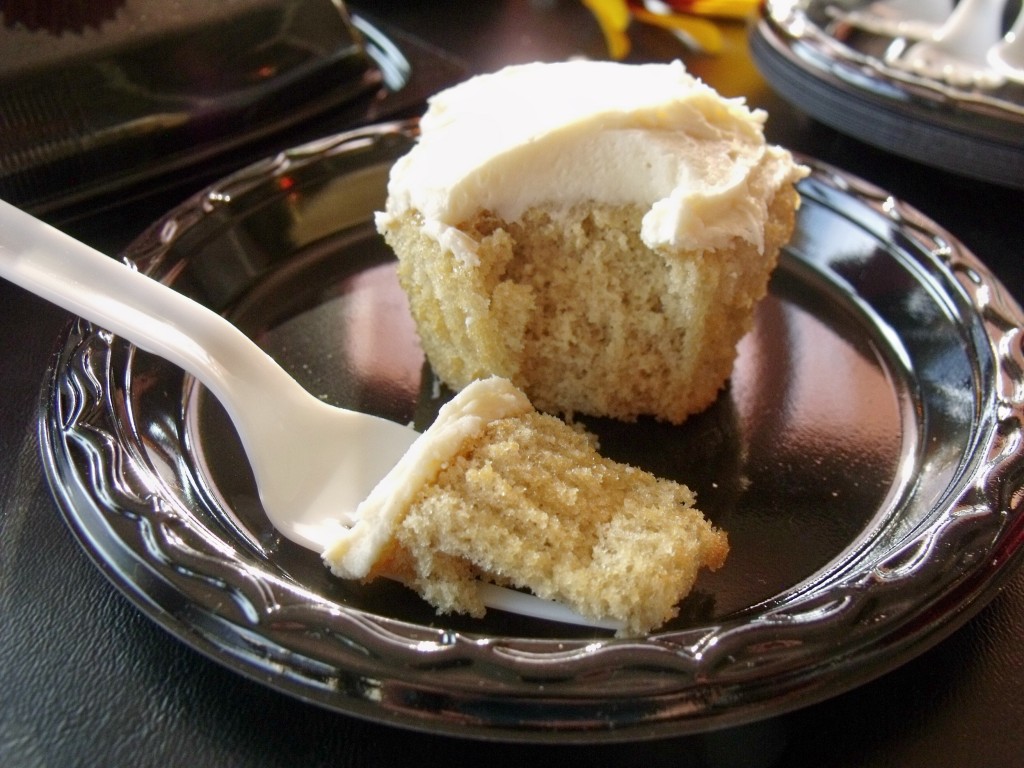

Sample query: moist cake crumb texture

[323,377,728,637]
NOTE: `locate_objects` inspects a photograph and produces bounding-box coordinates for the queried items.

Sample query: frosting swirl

[377,60,806,263]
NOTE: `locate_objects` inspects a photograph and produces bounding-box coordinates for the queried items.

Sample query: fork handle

[0,198,298,412]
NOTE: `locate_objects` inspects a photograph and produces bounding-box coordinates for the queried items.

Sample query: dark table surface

[3,2,1024,766]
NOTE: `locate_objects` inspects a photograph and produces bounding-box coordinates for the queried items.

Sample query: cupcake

[376,59,808,423]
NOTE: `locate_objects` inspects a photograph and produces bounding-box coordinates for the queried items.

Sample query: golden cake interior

[386,184,800,424]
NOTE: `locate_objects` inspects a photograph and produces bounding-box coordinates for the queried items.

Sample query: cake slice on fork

[323,377,728,636]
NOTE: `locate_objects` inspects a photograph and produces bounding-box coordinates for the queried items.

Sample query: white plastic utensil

[0,198,418,550]
[988,4,1024,83]
[837,0,953,40]
[893,0,1007,87]
[0,199,619,630]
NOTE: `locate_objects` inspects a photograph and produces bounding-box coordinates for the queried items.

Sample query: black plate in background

[751,0,1024,188]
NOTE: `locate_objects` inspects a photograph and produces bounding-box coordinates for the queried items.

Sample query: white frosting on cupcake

[376,60,806,265]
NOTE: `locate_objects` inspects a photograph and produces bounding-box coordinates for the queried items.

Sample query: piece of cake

[376,59,808,423]
[323,377,728,636]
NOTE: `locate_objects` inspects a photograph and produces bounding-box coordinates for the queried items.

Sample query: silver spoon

[0,199,617,629]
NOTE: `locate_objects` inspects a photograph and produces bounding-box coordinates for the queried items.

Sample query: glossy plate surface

[751,0,1024,188]
[40,122,1024,742]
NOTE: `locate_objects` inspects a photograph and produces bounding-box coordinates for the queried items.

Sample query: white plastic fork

[837,0,953,40]
[988,3,1024,82]
[893,0,1008,87]
[0,198,619,630]
[0,198,418,551]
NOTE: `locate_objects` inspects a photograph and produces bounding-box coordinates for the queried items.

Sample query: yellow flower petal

[582,0,633,59]
[685,0,758,20]
[631,5,724,53]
